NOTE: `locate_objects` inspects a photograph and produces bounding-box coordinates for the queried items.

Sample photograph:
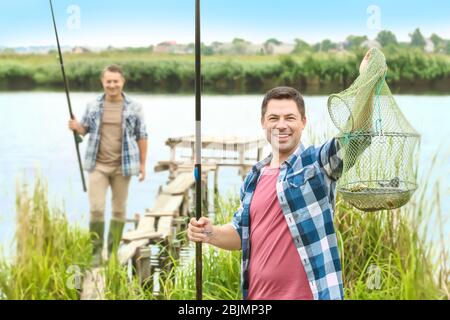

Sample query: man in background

[69,64,148,266]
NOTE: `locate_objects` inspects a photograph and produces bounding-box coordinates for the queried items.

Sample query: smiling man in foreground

[188,51,376,300]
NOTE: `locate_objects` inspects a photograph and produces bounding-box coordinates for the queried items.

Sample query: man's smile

[274,132,292,141]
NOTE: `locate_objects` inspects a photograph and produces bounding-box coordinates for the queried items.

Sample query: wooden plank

[154,160,183,172]
[166,135,266,150]
[120,218,173,264]
[152,194,183,212]
[157,216,173,238]
[81,267,105,300]
[122,216,155,243]
[145,210,177,217]
[180,155,257,162]
[153,161,219,174]
[154,162,169,172]
[118,239,149,265]
[136,216,155,232]
[125,216,173,242]
[162,172,195,194]
[122,230,163,242]
[176,163,217,172]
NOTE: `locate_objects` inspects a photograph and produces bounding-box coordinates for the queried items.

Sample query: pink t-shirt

[247,166,313,300]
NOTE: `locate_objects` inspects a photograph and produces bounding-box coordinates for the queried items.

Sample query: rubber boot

[89,221,104,267]
[107,219,125,260]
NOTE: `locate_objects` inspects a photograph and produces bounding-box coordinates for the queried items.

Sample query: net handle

[327,93,354,133]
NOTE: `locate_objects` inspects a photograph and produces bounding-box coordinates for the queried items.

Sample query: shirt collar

[285,142,305,167]
[97,92,130,104]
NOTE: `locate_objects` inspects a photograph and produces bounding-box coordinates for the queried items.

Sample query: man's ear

[301,116,307,128]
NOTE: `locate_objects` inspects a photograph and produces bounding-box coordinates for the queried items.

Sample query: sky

[0,0,449,47]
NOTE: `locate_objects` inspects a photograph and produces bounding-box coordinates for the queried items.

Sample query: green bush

[1,50,449,93]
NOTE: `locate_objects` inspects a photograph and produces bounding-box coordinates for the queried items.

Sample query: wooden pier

[81,135,266,299]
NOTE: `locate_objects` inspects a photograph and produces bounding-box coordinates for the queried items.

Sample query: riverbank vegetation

[1,48,449,94]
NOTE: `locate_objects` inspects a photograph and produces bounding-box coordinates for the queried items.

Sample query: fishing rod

[194,0,202,301]
[49,0,87,192]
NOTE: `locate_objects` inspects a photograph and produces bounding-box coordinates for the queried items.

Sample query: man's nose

[275,119,288,130]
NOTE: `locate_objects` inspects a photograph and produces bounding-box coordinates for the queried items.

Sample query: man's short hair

[261,86,305,119]
[101,64,125,78]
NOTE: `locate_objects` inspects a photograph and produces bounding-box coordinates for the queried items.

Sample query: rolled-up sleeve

[79,104,91,133]
[231,175,252,241]
[134,103,148,140]
[317,138,343,181]
[230,203,244,241]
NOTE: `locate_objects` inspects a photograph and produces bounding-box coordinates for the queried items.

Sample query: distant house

[211,42,233,55]
[246,44,265,55]
[424,38,435,53]
[208,42,264,55]
[72,46,90,54]
[210,42,224,51]
[264,43,295,55]
[361,39,381,49]
[184,45,194,55]
[154,41,188,54]
[336,41,349,51]
[154,41,176,53]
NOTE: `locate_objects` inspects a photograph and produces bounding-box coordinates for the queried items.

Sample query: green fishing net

[327,48,420,212]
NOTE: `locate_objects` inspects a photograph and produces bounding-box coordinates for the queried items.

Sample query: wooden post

[135,246,151,286]
[213,167,219,199]
[202,172,209,216]
[134,213,140,230]
[168,146,176,181]
[170,145,176,162]
[182,190,189,217]
[238,145,246,179]
[80,267,105,300]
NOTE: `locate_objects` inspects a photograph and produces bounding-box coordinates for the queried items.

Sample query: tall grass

[102,254,155,300]
[158,196,242,300]
[0,169,447,299]
[159,188,448,300]
[0,178,91,299]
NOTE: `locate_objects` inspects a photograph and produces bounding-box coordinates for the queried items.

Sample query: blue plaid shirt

[79,93,148,176]
[231,138,344,300]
